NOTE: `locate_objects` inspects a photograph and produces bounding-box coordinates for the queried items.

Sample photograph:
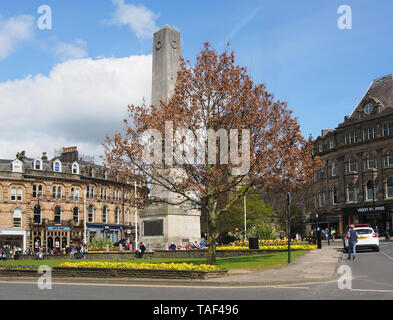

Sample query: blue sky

[0,0,392,159]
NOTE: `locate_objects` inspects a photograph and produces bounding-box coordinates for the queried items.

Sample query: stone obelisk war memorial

[140,25,201,249]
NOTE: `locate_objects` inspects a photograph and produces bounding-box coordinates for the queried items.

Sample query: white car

[343,226,379,252]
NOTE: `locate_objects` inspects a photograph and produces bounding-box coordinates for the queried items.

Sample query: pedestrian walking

[347,224,358,260]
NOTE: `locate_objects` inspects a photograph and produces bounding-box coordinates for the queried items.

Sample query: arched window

[71,187,75,200]
[34,205,41,224]
[88,205,94,223]
[13,208,22,228]
[54,206,61,225]
[53,160,61,172]
[10,187,16,201]
[72,162,79,174]
[387,178,393,198]
[34,159,42,170]
[102,206,107,224]
[73,207,79,225]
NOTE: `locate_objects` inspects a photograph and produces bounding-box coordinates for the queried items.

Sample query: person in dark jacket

[347,224,358,260]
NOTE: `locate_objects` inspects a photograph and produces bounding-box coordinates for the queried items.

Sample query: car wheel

[374,246,380,252]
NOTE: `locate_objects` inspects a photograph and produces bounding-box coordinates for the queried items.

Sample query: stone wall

[0,266,227,280]
[18,249,307,260]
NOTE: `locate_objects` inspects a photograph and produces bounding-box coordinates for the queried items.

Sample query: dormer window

[34,159,43,170]
[72,162,80,174]
[11,159,23,173]
[53,160,62,172]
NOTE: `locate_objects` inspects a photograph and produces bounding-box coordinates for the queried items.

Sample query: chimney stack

[42,152,48,162]
[60,146,78,163]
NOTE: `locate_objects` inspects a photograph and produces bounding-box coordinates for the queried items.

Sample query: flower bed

[58,261,220,271]
[217,244,317,250]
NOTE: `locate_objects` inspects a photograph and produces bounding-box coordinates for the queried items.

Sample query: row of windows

[32,205,132,225]
[315,151,393,181]
[316,123,393,153]
[6,185,130,202]
[315,178,393,207]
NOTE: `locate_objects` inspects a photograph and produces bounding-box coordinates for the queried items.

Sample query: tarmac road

[0,242,392,300]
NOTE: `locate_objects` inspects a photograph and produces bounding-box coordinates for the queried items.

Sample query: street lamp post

[287,192,291,264]
[134,181,138,251]
[83,189,87,245]
[244,194,247,241]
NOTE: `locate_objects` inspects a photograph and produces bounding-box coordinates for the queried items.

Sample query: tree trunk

[207,209,217,265]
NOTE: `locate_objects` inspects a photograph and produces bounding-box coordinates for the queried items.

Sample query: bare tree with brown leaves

[104,43,323,265]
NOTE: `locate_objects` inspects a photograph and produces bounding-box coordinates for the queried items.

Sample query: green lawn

[0,250,309,271]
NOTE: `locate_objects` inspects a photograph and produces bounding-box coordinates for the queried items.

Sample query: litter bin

[249,237,259,250]
[316,228,322,249]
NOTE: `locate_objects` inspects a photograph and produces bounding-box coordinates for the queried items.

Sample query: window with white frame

[88,205,94,223]
[34,159,42,170]
[11,160,23,173]
[53,160,62,172]
[17,187,22,201]
[10,187,16,201]
[72,162,79,174]
[385,150,393,167]
[13,208,22,228]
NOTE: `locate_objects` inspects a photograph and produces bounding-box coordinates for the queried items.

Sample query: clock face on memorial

[156,41,161,51]
[364,103,374,115]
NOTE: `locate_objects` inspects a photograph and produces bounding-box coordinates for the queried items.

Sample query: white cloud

[106,0,159,39]
[53,39,88,61]
[0,55,152,161]
[0,13,35,59]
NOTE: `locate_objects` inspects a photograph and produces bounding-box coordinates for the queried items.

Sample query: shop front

[87,225,123,243]
[0,229,27,252]
[342,204,393,236]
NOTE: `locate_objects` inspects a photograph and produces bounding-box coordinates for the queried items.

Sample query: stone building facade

[0,146,146,252]
[310,74,393,238]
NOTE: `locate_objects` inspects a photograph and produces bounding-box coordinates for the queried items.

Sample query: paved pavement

[201,241,343,286]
